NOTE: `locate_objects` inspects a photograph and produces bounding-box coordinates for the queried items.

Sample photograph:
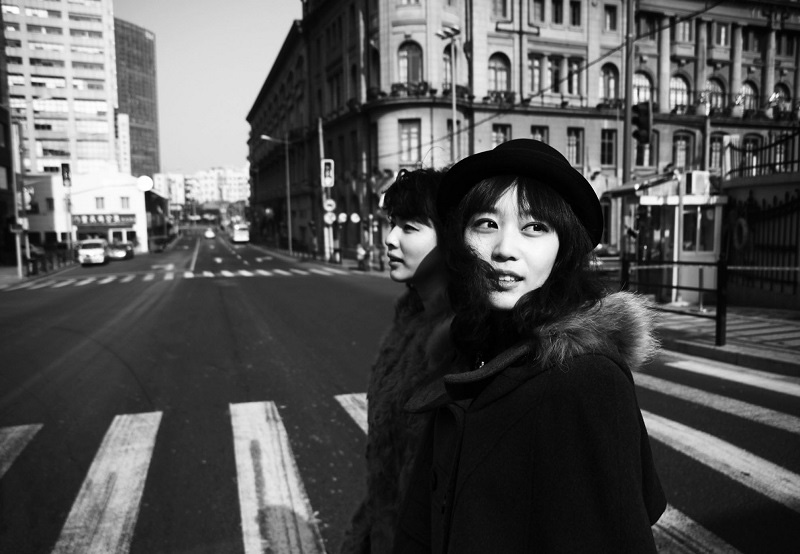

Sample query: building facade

[248,0,800,263]
[114,17,159,178]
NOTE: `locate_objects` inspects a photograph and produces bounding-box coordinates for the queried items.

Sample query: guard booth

[604,171,728,305]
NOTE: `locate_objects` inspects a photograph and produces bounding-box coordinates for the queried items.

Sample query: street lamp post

[260,133,293,255]
[436,25,461,163]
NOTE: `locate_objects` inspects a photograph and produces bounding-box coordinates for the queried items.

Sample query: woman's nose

[491,228,520,261]
[385,227,399,248]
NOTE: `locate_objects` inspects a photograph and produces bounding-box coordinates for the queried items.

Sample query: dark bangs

[382,168,441,230]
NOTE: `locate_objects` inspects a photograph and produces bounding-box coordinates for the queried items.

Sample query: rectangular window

[552,0,563,24]
[492,124,512,148]
[638,14,656,40]
[70,28,103,38]
[121,197,130,210]
[709,136,723,170]
[566,128,583,165]
[530,0,544,23]
[604,5,617,31]
[673,134,692,170]
[568,59,581,95]
[550,57,561,92]
[69,12,102,22]
[95,197,105,210]
[30,58,65,68]
[399,119,421,164]
[682,206,715,252]
[29,41,64,52]
[530,126,549,143]
[529,54,542,93]
[674,20,693,43]
[492,0,508,19]
[399,0,420,4]
[569,1,581,26]
[714,23,729,47]
[601,129,616,166]
[26,24,63,35]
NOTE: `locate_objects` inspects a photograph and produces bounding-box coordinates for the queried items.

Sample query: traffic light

[61,163,71,188]
[321,159,334,188]
[632,101,652,144]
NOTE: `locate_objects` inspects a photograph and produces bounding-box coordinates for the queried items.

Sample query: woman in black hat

[392,140,666,553]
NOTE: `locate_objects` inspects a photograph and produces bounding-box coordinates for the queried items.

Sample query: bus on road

[229,223,250,244]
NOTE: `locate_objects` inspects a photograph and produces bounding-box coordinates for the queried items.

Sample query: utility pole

[622,0,635,185]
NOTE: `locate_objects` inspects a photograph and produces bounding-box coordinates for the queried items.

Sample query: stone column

[731,24,743,97]
[560,56,569,95]
[764,27,776,108]
[696,19,708,103]
[658,15,671,113]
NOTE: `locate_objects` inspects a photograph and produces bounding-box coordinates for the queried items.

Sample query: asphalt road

[1,227,797,553]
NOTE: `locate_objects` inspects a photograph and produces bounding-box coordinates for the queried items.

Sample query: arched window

[398,41,423,84]
[599,64,618,100]
[705,78,725,109]
[709,132,727,170]
[669,75,690,112]
[488,53,511,91]
[741,81,758,110]
[633,71,652,104]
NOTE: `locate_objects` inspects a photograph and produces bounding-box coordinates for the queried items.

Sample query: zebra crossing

[0,266,353,292]
[1,358,798,553]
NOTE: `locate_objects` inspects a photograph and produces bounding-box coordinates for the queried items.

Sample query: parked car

[108,241,135,260]
[204,227,216,239]
[76,239,109,266]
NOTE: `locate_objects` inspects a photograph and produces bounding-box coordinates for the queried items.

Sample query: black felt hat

[438,139,604,248]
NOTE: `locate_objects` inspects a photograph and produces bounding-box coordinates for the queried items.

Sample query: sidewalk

[4,247,800,377]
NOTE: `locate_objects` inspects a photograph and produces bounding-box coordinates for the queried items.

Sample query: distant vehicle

[76,239,109,266]
[229,223,250,244]
[204,228,216,239]
[108,241,135,260]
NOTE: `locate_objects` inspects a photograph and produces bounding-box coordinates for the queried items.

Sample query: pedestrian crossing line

[74,277,96,287]
[309,269,333,276]
[5,280,37,291]
[290,269,310,276]
[0,424,43,479]
[120,274,136,283]
[653,505,742,554]
[255,269,273,277]
[229,401,326,554]
[635,373,800,435]
[51,411,162,554]
[642,410,800,514]
[28,279,59,290]
[98,276,117,285]
[238,270,254,277]
[164,272,175,281]
[184,271,194,279]
[202,270,215,278]
[51,279,77,288]
[273,269,292,276]
[220,270,235,277]
[334,393,368,433]
[143,273,155,282]
[321,266,348,275]
[667,359,800,398]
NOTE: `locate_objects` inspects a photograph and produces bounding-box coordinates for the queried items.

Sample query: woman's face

[385,216,438,283]
[464,186,560,311]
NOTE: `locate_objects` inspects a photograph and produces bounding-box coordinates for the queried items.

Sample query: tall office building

[114,17,159,178]
[2,0,119,175]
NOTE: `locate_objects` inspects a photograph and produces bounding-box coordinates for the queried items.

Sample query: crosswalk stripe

[309,269,333,276]
[75,278,96,286]
[202,271,214,278]
[273,269,291,276]
[255,269,273,276]
[642,410,800,514]
[230,402,326,554]
[163,272,175,281]
[120,275,136,283]
[28,279,58,289]
[0,424,43,478]
[143,273,155,281]
[667,359,800,398]
[52,411,162,554]
[635,373,800,435]
[98,276,117,284]
[334,393,368,433]
[238,270,254,277]
[5,280,38,291]
[51,279,77,288]
[221,270,235,277]
[653,505,742,553]
[184,271,194,279]
[290,269,310,276]
[320,266,348,275]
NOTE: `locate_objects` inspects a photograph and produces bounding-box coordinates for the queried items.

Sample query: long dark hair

[445,175,605,359]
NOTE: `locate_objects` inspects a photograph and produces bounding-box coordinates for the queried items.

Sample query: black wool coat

[392,292,667,553]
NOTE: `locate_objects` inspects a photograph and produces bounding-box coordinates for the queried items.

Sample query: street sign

[350,213,361,224]
[323,212,336,225]
[337,212,348,223]
[323,198,336,212]
[321,159,334,187]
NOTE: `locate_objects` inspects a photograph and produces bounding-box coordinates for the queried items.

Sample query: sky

[113,0,303,174]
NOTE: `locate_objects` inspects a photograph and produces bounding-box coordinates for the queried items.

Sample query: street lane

[1,235,798,552]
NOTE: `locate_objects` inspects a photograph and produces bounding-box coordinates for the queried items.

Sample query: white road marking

[120,275,136,283]
[184,271,194,279]
[5,280,37,291]
[51,279,77,288]
[667,359,800,398]
[255,269,273,277]
[214,257,222,264]
[202,271,215,278]
[143,273,155,282]
[52,411,162,554]
[97,276,117,285]
[653,505,742,553]
[320,266,348,275]
[150,263,174,271]
[273,269,291,276]
[28,280,58,289]
[309,269,333,276]
[0,424,43,478]
[642,410,800,514]
[230,402,326,554]
[163,272,175,281]
[238,270,254,277]
[635,373,800,435]
[74,278,96,287]
[335,393,368,433]
[290,269,310,276]
[221,270,235,277]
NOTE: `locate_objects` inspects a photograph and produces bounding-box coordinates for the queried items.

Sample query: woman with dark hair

[393,140,666,553]
[340,168,452,554]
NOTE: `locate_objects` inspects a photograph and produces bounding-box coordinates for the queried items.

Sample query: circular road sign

[337,212,348,223]
[350,213,361,224]
[323,198,336,212]
[323,212,337,225]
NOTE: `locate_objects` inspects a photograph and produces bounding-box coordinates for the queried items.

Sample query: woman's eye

[524,221,550,234]
[471,218,497,230]
[403,224,418,232]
